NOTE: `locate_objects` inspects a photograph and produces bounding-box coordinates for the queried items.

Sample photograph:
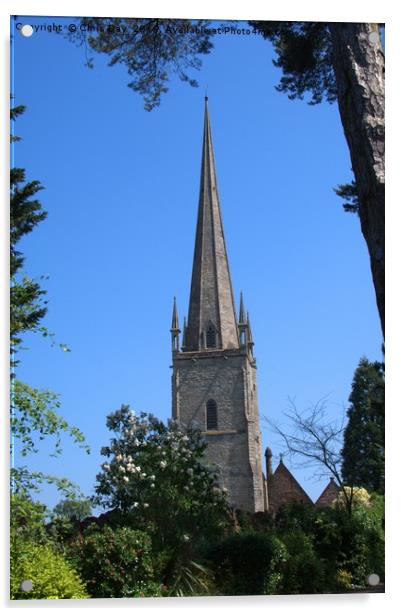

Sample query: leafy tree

[53,497,92,522]
[10,106,89,497]
[341,357,385,494]
[69,18,214,111]
[10,492,49,545]
[10,540,88,599]
[94,405,229,586]
[68,524,157,598]
[249,21,385,337]
[208,531,286,595]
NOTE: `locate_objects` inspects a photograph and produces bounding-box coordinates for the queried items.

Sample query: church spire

[185,97,239,351]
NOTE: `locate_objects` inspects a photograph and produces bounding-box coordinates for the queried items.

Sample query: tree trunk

[329,23,385,338]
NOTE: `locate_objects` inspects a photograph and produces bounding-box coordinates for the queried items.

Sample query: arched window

[206,324,217,348]
[206,399,218,430]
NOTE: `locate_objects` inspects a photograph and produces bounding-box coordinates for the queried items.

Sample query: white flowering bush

[94,405,229,585]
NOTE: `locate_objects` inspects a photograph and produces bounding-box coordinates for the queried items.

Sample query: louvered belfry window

[206,399,218,430]
[206,325,217,348]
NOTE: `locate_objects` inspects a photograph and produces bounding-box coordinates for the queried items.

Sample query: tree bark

[329,23,385,338]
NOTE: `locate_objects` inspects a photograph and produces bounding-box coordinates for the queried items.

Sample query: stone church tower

[170,98,266,512]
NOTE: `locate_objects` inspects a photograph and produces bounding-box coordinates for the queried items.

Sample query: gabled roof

[315,478,341,508]
[268,460,313,514]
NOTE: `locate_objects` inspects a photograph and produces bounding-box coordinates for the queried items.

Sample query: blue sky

[11,16,383,511]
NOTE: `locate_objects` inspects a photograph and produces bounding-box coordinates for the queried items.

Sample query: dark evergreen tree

[341,357,384,494]
[10,165,48,363]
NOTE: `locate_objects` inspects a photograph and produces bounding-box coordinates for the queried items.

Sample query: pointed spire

[170,297,180,352]
[247,311,254,346]
[185,98,239,351]
[182,316,187,349]
[238,292,246,325]
[171,296,180,331]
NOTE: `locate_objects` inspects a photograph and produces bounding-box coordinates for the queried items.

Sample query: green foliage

[208,531,286,595]
[10,539,88,599]
[165,559,216,597]
[94,406,229,546]
[341,357,385,494]
[10,103,26,141]
[334,180,359,214]
[277,530,325,594]
[68,524,155,598]
[10,106,89,499]
[53,498,92,521]
[10,493,48,544]
[11,467,83,500]
[69,18,214,111]
[249,21,336,105]
[11,379,89,458]
[93,405,229,588]
[274,500,385,590]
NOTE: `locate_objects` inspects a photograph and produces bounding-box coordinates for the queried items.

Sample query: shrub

[93,406,230,586]
[278,530,326,594]
[69,523,156,598]
[10,539,88,599]
[208,531,286,595]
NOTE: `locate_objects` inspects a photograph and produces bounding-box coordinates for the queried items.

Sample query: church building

[170,97,266,513]
[169,98,339,514]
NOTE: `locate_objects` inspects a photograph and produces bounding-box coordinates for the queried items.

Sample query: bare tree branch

[264,396,354,514]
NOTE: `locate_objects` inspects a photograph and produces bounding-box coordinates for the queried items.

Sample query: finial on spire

[182,316,187,349]
[239,292,246,325]
[205,84,208,101]
[247,311,254,346]
[171,296,180,331]
[171,297,181,352]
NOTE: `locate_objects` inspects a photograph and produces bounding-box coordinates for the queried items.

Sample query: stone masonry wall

[172,348,265,512]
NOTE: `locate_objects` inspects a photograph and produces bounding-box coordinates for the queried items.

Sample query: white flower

[141,473,147,479]
[136,466,141,472]
[133,502,138,508]
[160,461,167,469]
[143,503,149,508]
[116,454,123,462]
[102,463,110,471]
[150,475,156,481]
[127,455,133,462]
[184,486,189,491]
[123,476,129,483]
[118,465,125,473]
[183,534,190,542]
[161,450,166,457]
[187,468,194,476]
[150,483,155,488]
[156,445,162,450]
[133,439,140,447]
[182,436,189,442]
